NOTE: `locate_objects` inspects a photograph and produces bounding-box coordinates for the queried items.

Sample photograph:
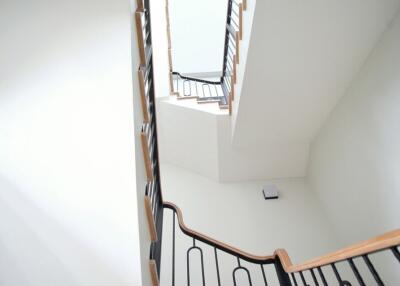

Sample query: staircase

[135,0,400,285]
[166,0,247,115]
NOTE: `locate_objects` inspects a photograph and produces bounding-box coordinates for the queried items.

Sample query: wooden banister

[163,201,275,263]
[145,196,158,242]
[136,0,144,11]
[140,130,154,181]
[278,229,400,273]
[138,68,150,123]
[228,90,233,115]
[233,57,237,84]
[230,75,235,100]
[235,31,240,64]
[239,3,243,40]
[149,260,159,286]
[135,11,146,66]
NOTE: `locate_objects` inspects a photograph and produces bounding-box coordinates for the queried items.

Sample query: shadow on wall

[0,175,127,286]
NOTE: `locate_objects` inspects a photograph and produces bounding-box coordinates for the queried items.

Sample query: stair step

[219,104,229,110]
[176,95,199,100]
[197,99,221,104]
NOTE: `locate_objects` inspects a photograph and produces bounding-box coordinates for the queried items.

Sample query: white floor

[159,163,340,286]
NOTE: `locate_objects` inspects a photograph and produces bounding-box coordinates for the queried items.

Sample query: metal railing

[163,202,291,286]
[136,0,164,279]
[163,203,400,286]
[285,245,400,286]
[221,0,243,103]
[172,72,228,105]
[168,0,246,113]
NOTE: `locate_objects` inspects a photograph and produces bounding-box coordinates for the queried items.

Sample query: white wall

[169,0,227,73]
[217,116,308,182]
[159,163,339,286]
[231,0,400,178]
[309,11,400,283]
[156,98,221,181]
[0,0,147,285]
[150,0,170,98]
[156,98,307,181]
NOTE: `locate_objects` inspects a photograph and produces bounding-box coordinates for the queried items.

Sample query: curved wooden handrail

[163,201,400,272]
[163,201,275,264]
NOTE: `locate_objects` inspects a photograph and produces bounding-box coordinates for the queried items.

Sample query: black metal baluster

[392,247,400,263]
[172,211,175,286]
[186,243,190,286]
[214,84,219,98]
[299,271,308,286]
[274,258,292,286]
[187,239,206,286]
[331,263,343,284]
[260,264,268,286]
[195,81,198,97]
[362,255,384,286]
[348,258,365,286]
[214,247,221,286]
[233,257,252,286]
[291,273,299,286]
[317,267,328,286]
[310,269,319,286]
[201,84,207,98]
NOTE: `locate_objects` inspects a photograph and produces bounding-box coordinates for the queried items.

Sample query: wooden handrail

[278,229,400,273]
[163,201,275,263]
[140,129,154,181]
[235,31,240,64]
[149,260,159,286]
[144,196,158,242]
[239,3,243,40]
[138,68,150,123]
[163,201,400,272]
[135,11,146,66]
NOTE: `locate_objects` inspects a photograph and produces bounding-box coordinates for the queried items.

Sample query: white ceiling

[233,0,400,147]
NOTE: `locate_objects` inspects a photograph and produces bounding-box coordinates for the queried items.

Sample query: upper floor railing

[166,0,247,115]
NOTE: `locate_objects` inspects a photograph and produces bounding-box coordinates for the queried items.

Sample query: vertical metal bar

[310,269,319,286]
[186,246,191,286]
[331,263,343,284]
[363,255,384,286]
[233,266,253,286]
[172,211,175,286]
[274,258,292,286]
[317,267,328,286]
[299,271,307,286]
[221,0,233,78]
[291,273,298,286]
[186,244,206,286]
[348,258,365,286]
[214,248,221,286]
[392,247,400,263]
[261,264,269,286]
[195,81,198,97]
[200,247,206,286]
[214,84,219,97]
